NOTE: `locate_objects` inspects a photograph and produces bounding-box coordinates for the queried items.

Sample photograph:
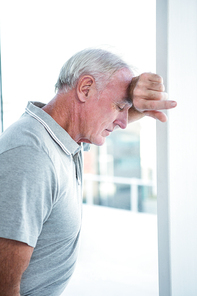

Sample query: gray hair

[55,48,132,93]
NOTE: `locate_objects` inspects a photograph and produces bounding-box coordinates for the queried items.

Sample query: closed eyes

[117,102,129,111]
[118,105,125,111]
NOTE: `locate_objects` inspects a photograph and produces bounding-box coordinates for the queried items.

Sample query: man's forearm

[0,238,33,296]
[0,283,21,296]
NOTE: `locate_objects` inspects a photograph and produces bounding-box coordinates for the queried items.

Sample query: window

[84,119,157,214]
[1,1,158,295]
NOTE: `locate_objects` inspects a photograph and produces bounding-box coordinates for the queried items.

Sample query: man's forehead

[114,94,132,108]
[103,68,133,105]
[112,68,133,82]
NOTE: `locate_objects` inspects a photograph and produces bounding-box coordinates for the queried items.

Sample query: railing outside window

[84,174,156,213]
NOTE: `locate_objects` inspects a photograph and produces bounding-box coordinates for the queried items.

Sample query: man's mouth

[104,129,113,137]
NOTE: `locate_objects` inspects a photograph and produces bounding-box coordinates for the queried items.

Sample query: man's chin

[91,137,106,146]
[78,136,106,146]
[78,139,91,144]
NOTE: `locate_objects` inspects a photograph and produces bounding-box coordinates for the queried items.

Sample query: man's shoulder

[0,114,50,154]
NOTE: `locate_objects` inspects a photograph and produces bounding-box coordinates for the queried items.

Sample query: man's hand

[128,73,177,123]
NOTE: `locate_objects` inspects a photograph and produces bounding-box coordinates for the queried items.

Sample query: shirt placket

[73,152,81,186]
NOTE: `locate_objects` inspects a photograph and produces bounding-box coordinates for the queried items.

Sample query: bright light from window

[1,0,156,128]
[0,1,158,294]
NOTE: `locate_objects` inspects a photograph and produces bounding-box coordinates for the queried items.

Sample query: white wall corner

[157,0,197,295]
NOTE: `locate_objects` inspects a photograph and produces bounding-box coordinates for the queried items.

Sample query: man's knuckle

[134,100,143,110]
[150,82,158,89]
[154,74,163,83]
[154,82,164,91]
[133,87,142,97]
[160,85,164,92]
[140,73,149,80]
[157,92,163,100]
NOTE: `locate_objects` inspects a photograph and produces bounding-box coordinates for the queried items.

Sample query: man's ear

[77,76,95,102]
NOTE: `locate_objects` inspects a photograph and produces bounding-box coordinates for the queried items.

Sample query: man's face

[78,68,133,146]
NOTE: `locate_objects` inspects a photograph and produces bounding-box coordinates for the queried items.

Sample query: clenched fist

[129,73,177,122]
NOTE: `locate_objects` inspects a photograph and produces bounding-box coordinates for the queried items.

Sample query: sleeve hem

[0,229,37,248]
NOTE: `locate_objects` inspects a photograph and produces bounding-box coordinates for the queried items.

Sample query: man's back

[0,102,84,295]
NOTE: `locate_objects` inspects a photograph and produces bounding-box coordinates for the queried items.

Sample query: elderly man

[0,49,176,296]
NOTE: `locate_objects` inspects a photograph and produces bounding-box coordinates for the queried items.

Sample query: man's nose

[114,111,128,129]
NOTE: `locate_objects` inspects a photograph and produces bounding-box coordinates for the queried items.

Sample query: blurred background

[1,1,197,295]
[0,1,158,295]
[0,0,157,214]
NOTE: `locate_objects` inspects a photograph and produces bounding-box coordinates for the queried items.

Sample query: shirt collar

[25,101,82,156]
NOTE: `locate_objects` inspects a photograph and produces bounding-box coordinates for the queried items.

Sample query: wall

[0,0,156,130]
[156,0,197,295]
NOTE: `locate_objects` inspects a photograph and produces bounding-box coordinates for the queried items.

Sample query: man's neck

[42,90,83,143]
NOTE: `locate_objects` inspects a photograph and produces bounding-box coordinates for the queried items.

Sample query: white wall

[156,0,197,295]
[0,0,156,130]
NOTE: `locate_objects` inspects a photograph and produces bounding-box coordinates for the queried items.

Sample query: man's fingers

[144,110,168,122]
[130,72,177,122]
[136,76,165,92]
[130,73,165,98]
[134,89,168,101]
[147,81,165,92]
[134,98,177,111]
[139,72,163,83]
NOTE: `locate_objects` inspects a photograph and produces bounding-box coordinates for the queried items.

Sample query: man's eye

[118,105,125,111]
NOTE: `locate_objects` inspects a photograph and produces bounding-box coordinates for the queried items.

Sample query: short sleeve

[0,146,58,247]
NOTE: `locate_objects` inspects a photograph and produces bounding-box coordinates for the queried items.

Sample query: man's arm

[128,73,177,123]
[0,238,34,296]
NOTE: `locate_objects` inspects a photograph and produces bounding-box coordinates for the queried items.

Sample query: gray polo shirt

[0,101,89,296]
